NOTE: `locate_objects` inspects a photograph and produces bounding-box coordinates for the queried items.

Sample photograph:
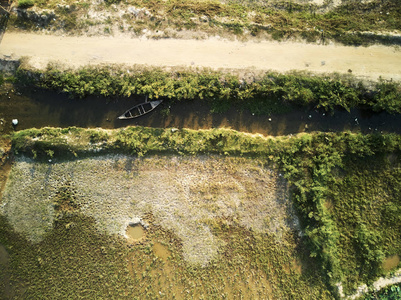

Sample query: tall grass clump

[17,0,34,8]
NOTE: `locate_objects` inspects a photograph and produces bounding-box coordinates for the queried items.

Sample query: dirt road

[1,32,401,80]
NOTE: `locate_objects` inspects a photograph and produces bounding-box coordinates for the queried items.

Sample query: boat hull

[118,100,163,120]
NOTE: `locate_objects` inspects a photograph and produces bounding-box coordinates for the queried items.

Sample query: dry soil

[1,32,400,81]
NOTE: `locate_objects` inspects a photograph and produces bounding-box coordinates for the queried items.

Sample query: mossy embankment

[15,65,401,115]
[5,126,401,298]
[8,0,401,46]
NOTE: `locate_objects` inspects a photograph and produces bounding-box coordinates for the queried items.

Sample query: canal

[1,84,401,136]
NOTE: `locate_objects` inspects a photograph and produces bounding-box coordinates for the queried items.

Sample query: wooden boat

[118,99,163,120]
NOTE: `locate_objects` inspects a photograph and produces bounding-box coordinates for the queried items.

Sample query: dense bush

[15,65,401,115]
[365,284,401,300]
[17,0,34,8]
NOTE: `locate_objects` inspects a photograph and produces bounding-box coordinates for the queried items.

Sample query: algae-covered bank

[1,127,401,299]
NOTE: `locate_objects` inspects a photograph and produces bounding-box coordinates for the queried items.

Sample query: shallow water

[153,242,171,261]
[126,225,145,241]
[383,254,400,271]
[1,85,401,136]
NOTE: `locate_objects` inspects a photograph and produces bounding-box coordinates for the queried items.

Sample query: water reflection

[1,85,401,136]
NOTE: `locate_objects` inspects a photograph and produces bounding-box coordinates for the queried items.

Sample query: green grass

[17,0,34,8]
[328,155,401,294]
[364,284,401,300]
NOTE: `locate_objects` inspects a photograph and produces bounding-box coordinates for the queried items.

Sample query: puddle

[153,242,171,261]
[126,224,145,241]
[383,254,400,271]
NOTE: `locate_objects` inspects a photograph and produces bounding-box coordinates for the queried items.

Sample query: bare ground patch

[0,154,299,266]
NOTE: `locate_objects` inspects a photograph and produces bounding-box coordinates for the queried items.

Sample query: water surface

[126,225,145,241]
[383,254,400,272]
[1,85,401,136]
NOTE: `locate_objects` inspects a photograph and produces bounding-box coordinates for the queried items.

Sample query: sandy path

[1,32,401,81]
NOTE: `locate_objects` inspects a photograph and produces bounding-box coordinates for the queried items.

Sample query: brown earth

[1,32,400,81]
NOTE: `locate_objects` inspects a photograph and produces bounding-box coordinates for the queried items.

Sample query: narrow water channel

[1,85,401,136]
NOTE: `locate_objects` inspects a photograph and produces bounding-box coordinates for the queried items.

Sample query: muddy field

[1,155,298,266]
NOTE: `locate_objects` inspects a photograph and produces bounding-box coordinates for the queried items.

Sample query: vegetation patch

[328,155,401,294]
[364,284,401,300]
[0,210,331,299]
[1,154,297,266]
[3,126,401,297]
[0,214,136,299]
[0,131,331,298]
[17,0,35,9]
[15,64,401,115]
[7,0,401,45]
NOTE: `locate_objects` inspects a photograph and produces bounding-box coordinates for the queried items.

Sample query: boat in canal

[118,98,163,120]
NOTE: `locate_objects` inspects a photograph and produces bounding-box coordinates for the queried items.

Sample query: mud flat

[0,155,298,266]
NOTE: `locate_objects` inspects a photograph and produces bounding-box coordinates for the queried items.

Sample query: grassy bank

[8,0,401,46]
[15,65,401,115]
[7,126,401,297]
